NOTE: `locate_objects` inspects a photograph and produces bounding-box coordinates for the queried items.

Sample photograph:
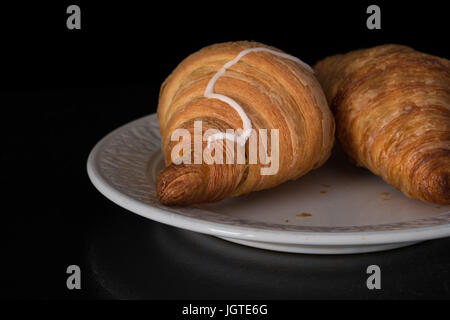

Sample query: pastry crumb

[296,212,312,217]
[380,192,390,196]
[285,219,289,223]
[435,206,441,209]
[320,190,327,194]
[322,184,331,188]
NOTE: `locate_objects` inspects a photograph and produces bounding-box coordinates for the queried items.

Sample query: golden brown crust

[314,44,450,205]
[156,41,335,205]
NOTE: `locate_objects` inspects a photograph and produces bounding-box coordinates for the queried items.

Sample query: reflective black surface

[85,208,450,299]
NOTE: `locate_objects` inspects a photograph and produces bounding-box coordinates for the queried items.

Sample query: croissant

[156,41,335,205]
[314,44,450,205]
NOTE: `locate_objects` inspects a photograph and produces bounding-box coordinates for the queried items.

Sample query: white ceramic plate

[87,114,450,254]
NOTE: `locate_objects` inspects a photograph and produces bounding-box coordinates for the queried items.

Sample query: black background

[1,1,449,300]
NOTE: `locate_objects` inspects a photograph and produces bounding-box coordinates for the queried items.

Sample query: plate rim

[86,113,450,246]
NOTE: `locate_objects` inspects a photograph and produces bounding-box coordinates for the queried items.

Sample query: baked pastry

[314,44,450,205]
[156,41,335,205]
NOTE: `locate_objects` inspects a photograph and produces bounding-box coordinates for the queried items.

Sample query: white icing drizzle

[205,47,313,147]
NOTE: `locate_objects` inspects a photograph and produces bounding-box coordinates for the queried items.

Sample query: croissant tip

[156,164,207,206]
[424,170,450,205]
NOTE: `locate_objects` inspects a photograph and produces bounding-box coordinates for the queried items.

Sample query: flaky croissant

[314,44,450,205]
[156,41,335,205]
